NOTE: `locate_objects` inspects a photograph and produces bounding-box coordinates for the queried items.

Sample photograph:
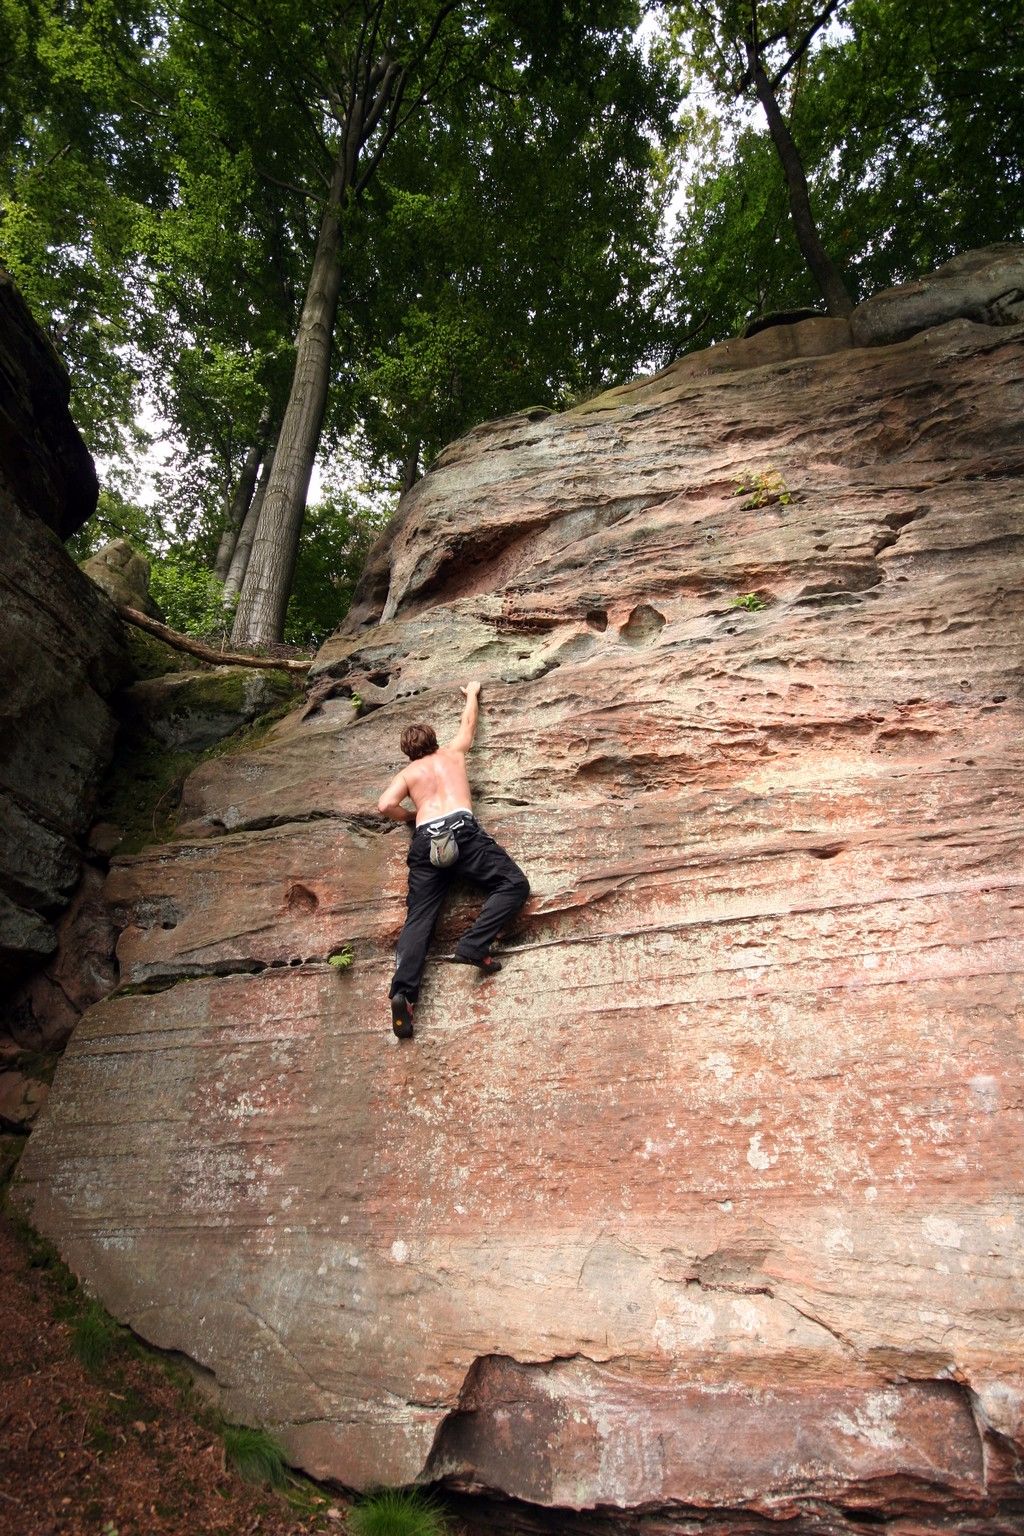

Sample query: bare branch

[116,606,311,672]
[353,70,409,191]
[407,0,462,76]
[257,168,326,204]
[359,58,403,143]
[769,0,842,90]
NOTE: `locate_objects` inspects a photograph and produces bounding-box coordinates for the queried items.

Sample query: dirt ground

[0,1200,347,1536]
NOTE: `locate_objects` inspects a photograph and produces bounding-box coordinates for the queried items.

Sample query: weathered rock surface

[851,243,1024,346]
[0,1066,50,1130]
[81,537,164,620]
[6,861,118,1052]
[0,271,98,540]
[5,665,301,1049]
[119,667,297,754]
[0,274,130,987]
[17,261,1024,1531]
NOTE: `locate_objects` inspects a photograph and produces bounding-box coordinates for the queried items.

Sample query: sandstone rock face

[119,667,297,754]
[0,271,98,540]
[0,547,127,977]
[0,279,129,987]
[17,284,1024,1528]
[81,537,164,620]
[851,243,1024,346]
[7,861,118,1052]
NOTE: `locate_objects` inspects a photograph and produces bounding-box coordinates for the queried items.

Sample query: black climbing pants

[389,813,530,1002]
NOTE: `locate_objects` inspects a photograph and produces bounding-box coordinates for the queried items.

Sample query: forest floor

[0,1173,482,1536]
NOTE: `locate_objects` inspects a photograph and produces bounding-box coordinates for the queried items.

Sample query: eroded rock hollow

[17,253,1024,1531]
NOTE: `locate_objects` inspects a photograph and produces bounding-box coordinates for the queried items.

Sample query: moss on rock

[119,667,297,754]
[125,625,204,680]
[96,682,301,856]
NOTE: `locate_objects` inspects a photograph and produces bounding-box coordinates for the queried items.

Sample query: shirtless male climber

[376,681,530,1039]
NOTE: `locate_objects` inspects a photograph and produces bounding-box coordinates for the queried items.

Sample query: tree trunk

[748,51,854,317]
[223,435,277,605]
[400,440,420,494]
[213,414,270,580]
[231,150,350,647]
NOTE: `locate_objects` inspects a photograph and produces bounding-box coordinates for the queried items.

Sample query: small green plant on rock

[328,946,354,971]
[730,592,768,612]
[221,1423,289,1488]
[348,1487,449,1536]
[733,468,791,509]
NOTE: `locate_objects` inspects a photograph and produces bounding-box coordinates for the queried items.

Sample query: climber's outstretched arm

[447,681,481,754]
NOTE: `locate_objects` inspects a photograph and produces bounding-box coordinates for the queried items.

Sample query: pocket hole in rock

[286,883,319,913]
[585,609,609,632]
[620,603,666,646]
[367,671,391,687]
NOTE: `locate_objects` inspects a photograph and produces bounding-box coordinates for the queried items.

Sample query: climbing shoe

[452,952,502,976]
[391,993,415,1039]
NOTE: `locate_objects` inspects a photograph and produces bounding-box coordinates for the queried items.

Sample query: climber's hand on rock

[461,681,482,699]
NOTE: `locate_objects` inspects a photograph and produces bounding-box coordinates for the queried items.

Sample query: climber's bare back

[377,682,481,827]
[401,747,474,824]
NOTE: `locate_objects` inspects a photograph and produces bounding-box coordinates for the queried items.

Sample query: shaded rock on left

[0,270,130,990]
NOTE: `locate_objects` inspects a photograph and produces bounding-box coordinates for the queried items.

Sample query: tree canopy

[2,0,1020,646]
[664,0,1023,347]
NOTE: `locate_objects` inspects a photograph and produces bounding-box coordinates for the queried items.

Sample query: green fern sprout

[328,946,354,971]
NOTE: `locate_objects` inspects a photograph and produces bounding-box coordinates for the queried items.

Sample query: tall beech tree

[158,0,666,646]
[341,61,672,488]
[667,0,854,317]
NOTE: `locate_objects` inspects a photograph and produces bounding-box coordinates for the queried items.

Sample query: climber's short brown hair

[401,723,438,760]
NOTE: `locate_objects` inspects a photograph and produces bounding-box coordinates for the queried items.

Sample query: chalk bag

[429,828,460,868]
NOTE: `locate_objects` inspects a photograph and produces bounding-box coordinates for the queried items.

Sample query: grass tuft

[69,1299,126,1373]
[348,1486,450,1536]
[221,1423,289,1488]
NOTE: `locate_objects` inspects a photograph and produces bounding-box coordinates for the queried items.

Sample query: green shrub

[221,1423,289,1488]
[733,467,791,509]
[149,555,235,638]
[348,1487,449,1536]
[730,592,767,611]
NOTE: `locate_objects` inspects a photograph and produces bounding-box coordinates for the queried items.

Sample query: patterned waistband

[417,808,474,833]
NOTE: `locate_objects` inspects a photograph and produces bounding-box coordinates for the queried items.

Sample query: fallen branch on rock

[116,605,312,674]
